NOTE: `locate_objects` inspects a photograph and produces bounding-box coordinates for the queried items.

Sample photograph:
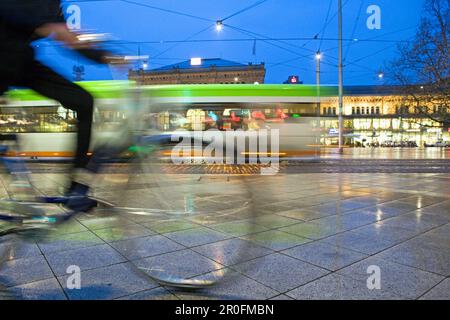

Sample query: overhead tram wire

[321,25,417,53]
[222,24,327,68]
[64,2,412,60]
[151,24,215,59]
[330,32,416,75]
[33,36,413,50]
[316,26,418,74]
[299,0,351,51]
[119,0,214,23]
[221,0,270,22]
[43,0,415,74]
[222,24,317,54]
[343,0,365,62]
[213,0,334,70]
[345,35,416,69]
[34,36,408,73]
[318,0,334,51]
[260,0,352,69]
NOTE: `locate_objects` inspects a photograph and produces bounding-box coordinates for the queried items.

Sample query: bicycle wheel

[106,141,261,289]
[84,89,269,290]
[0,232,18,300]
[0,201,45,300]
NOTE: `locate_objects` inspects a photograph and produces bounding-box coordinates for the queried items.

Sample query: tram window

[0,106,76,133]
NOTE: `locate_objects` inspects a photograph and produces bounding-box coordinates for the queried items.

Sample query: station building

[128,58,266,85]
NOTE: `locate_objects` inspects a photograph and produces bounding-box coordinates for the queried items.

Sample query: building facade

[128,58,265,85]
[291,86,449,147]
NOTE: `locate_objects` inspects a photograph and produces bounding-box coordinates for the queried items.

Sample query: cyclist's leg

[21,62,98,211]
[23,61,94,171]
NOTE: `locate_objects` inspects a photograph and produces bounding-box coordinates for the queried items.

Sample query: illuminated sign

[329,129,339,135]
[190,58,202,66]
[284,76,302,85]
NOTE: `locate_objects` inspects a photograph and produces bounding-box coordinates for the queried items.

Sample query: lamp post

[338,0,344,153]
[316,51,322,154]
[316,51,322,111]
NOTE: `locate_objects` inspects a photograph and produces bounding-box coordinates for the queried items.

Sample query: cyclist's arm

[0,1,109,64]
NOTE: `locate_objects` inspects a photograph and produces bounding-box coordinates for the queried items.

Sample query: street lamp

[315,51,322,113]
[338,0,344,153]
[315,51,322,156]
[315,51,322,61]
[216,20,223,32]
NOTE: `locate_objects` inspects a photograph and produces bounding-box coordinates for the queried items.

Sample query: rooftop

[150,58,261,71]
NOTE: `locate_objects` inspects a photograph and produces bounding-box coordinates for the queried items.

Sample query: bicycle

[0,66,261,298]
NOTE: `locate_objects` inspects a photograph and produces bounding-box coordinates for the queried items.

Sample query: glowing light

[216,20,223,31]
[190,57,202,66]
[315,51,322,61]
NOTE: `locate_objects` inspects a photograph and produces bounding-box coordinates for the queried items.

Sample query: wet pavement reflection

[0,160,449,300]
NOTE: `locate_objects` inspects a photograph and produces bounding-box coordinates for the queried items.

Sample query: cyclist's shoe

[65,196,98,213]
[63,182,97,213]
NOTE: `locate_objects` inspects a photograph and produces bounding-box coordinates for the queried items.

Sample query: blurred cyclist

[0,0,113,211]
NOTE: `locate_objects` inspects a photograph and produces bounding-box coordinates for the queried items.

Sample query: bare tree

[390,0,449,127]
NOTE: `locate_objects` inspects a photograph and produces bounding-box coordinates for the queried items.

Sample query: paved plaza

[0,159,449,300]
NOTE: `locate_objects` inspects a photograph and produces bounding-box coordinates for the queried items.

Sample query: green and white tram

[0,81,337,160]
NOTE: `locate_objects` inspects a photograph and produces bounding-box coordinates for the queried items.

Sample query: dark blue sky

[37,0,425,85]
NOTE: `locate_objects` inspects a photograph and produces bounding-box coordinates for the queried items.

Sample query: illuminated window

[186,109,206,131]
